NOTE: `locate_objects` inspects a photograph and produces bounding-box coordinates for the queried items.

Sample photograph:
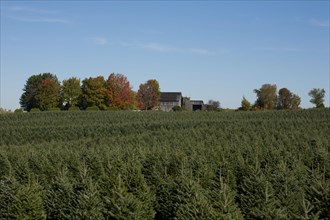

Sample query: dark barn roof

[160,92,182,102]
[190,100,204,105]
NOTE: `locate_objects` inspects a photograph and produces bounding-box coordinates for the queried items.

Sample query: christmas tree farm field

[0,110,329,219]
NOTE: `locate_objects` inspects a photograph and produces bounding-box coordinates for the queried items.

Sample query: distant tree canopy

[309,88,326,108]
[19,73,151,111]
[240,97,251,111]
[106,73,135,110]
[19,73,324,111]
[206,100,220,111]
[250,84,302,111]
[137,79,161,110]
[20,73,60,111]
[277,88,301,110]
[62,77,81,108]
[80,76,107,110]
[254,84,277,110]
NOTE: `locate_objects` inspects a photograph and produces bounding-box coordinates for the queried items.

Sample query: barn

[159,92,182,111]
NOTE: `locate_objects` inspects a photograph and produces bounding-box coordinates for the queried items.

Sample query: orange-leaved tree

[106,73,135,110]
[35,79,61,111]
[137,79,160,110]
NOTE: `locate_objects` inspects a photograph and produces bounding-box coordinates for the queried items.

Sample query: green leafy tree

[308,88,326,108]
[137,79,160,110]
[240,97,251,111]
[80,76,107,109]
[291,94,301,110]
[20,73,59,111]
[62,77,81,108]
[254,84,277,110]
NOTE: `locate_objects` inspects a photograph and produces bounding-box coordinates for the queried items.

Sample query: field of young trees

[0,109,329,219]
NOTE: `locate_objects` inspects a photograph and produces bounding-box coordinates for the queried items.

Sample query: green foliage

[9,179,46,220]
[254,84,277,110]
[80,76,107,109]
[62,77,82,108]
[47,107,61,111]
[30,108,41,112]
[240,97,251,111]
[14,108,23,113]
[20,73,60,111]
[172,106,185,111]
[86,106,100,111]
[0,109,329,218]
[309,88,326,108]
[68,106,80,111]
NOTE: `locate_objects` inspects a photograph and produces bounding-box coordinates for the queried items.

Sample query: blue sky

[1,0,329,110]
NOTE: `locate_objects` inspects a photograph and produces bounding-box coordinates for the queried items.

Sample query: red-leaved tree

[106,73,135,109]
[137,79,160,110]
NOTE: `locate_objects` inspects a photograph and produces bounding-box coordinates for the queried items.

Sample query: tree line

[240,84,326,111]
[19,73,326,112]
[20,73,160,112]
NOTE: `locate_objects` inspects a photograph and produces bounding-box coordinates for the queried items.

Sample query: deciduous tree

[291,94,301,110]
[62,77,81,108]
[308,88,326,108]
[277,88,292,109]
[106,73,134,109]
[254,84,277,110]
[80,76,107,109]
[240,97,251,111]
[206,100,220,111]
[137,79,160,110]
[20,73,59,111]
[35,79,61,111]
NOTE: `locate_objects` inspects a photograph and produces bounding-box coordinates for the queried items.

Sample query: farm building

[183,97,205,111]
[160,92,182,111]
[160,93,205,111]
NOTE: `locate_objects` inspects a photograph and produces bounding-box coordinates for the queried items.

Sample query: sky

[1,0,329,110]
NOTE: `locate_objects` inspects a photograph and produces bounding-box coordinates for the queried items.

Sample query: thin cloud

[2,5,71,25]
[108,41,217,55]
[140,42,215,55]
[309,18,329,27]
[92,37,108,45]
[6,15,70,24]
[142,43,177,52]
[8,6,57,14]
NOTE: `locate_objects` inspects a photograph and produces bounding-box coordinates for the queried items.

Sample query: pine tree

[71,164,104,219]
[10,179,46,220]
[0,177,18,219]
[44,167,74,219]
[209,174,243,219]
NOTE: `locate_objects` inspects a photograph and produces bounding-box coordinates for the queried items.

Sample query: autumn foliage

[106,73,135,110]
[137,79,161,110]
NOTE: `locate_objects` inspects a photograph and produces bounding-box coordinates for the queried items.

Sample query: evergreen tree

[10,179,46,220]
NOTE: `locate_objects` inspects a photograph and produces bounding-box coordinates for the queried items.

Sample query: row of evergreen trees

[1,110,329,219]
